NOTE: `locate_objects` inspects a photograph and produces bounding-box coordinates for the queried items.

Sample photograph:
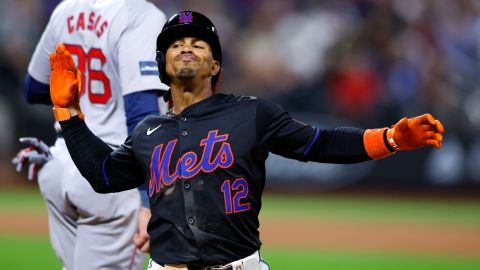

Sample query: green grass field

[1,188,479,270]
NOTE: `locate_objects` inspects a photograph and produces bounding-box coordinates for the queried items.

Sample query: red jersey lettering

[76,12,85,31]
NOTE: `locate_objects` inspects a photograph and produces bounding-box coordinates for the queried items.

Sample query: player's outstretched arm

[257,98,444,164]
[364,114,444,159]
[50,44,145,193]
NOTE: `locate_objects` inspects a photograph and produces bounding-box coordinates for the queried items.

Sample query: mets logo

[179,12,193,24]
[148,130,234,197]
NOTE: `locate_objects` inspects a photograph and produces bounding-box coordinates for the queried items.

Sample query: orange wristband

[386,127,399,151]
[53,106,84,122]
[363,128,396,160]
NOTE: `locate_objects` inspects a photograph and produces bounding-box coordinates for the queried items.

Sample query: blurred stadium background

[1,0,480,269]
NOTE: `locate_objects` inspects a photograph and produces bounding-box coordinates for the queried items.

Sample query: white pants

[38,138,145,270]
[146,251,269,270]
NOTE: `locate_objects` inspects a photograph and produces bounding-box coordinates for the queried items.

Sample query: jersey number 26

[64,44,111,104]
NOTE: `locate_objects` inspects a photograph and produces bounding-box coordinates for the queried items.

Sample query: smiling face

[165,37,220,85]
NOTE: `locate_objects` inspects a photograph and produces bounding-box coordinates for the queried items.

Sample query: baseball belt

[162,251,261,270]
[162,264,231,270]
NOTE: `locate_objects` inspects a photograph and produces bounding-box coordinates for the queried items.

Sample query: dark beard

[176,67,196,80]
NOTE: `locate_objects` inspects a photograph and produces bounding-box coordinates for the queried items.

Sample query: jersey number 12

[221,178,251,214]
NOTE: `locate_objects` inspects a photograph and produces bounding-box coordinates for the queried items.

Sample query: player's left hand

[12,137,52,181]
[387,113,444,151]
[133,207,151,253]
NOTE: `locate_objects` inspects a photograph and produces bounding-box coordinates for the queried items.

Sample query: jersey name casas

[28,0,168,146]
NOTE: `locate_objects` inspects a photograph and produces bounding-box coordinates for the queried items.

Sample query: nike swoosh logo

[147,124,162,136]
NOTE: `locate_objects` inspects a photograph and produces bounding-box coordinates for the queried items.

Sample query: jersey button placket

[178,117,195,229]
[180,117,188,136]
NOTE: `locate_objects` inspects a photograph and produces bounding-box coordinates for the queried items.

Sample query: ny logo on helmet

[179,12,193,24]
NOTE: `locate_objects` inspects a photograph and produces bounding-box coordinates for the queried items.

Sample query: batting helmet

[156,11,222,87]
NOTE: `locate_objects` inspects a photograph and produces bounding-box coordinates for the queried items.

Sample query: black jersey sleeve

[256,99,371,163]
[60,116,146,193]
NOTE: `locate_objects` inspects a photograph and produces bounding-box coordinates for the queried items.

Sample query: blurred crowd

[1,0,479,187]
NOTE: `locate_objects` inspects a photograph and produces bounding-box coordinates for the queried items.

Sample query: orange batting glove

[364,114,444,160]
[50,44,84,121]
[387,113,444,150]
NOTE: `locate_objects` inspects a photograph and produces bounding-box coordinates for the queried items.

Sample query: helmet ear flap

[155,50,165,63]
[156,50,171,101]
[156,50,169,85]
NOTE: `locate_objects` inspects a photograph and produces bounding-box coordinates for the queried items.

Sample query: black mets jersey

[60,93,371,265]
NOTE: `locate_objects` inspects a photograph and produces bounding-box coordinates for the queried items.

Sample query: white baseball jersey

[28,0,168,146]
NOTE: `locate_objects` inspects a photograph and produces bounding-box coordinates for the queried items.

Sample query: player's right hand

[50,43,84,121]
[12,137,52,181]
[133,207,151,253]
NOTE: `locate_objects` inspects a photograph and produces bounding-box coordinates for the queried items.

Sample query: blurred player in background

[12,0,168,269]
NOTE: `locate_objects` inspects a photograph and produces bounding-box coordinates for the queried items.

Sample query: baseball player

[13,0,168,269]
[48,11,444,270]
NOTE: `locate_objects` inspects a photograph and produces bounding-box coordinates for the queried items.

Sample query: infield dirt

[2,211,479,258]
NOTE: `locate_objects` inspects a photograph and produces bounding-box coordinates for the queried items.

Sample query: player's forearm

[124,90,161,208]
[124,90,161,134]
[306,127,372,164]
[59,116,116,193]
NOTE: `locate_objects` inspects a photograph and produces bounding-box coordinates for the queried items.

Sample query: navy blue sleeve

[137,184,150,208]
[23,73,52,105]
[256,98,370,164]
[124,90,162,207]
[124,90,161,134]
